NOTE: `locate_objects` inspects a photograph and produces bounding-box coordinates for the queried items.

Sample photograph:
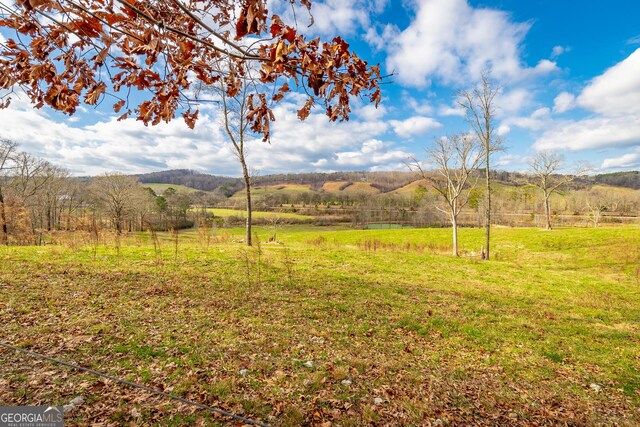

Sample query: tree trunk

[592,209,601,228]
[66,201,72,230]
[484,154,491,260]
[241,161,252,247]
[544,193,552,230]
[452,214,458,257]
[0,189,7,245]
[115,211,122,235]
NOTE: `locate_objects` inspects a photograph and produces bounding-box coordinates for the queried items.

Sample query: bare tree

[528,151,585,230]
[5,150,54,239]
[91,173,142,235]
[458,73,502,260]
[267,215,284,243]
[0,139,18,244]
[214,76,256,246]
[59,178,85,231]
[12,152,52,203]
[585,188,618,228]
[134,188,160,231]
[32,165,70,231]
[409,134,483,256]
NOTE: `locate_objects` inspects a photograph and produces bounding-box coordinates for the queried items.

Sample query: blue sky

[1,0,639,176]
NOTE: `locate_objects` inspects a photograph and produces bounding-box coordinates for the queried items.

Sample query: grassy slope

[230,184,313,201]
[340,182,380,193]
[1,226,639,426]
[392,179,429,194]
[322,182,380,193]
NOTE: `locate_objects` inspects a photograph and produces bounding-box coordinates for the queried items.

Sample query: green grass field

[1,226,639,426]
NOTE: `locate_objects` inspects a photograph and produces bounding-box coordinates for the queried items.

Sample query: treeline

[141,168,622,194]
[0,140,80,244]
[253,171,417,192]
[0,141,228,245]
[1,140,638,246]
[231,183,640,228]
[136,169,243,195]
[139,169,419,193]
[595,171,640,189]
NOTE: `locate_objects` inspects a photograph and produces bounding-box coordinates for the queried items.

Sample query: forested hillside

[136,169,243,193]
[595,171,640,189]
[136,168,637,193]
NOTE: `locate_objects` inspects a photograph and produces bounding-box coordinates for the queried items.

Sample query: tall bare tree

[215,77,256,246]
[584,187,618,228]
[458,73,502,260]
[528,151,585,230]
[12,152,52,203]
[91,173,141,235]
[59,177,84,231]
[409,134,483,256]
[30,165,70,231]
[0,139,18,244]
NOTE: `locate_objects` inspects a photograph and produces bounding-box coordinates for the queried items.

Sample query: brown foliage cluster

[0,0,381,139]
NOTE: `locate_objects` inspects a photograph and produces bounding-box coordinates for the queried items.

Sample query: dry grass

[1,225,639,426]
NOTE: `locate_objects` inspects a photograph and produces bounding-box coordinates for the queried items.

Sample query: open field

[321,182,380,193]
[1,226,640,426]
[392,179,429,194]
[231,185,314,201]
[340,182,380,194]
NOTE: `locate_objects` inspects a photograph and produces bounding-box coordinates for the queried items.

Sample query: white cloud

[308,0,369,36]
[364,23,400,51]
[535,49,640,153]
[497,124,511,136]
[577,48,640,116]
[550,45,569,59]
[495,153,529,167]
[268,0,383,37]
[389,116,442,138]
[0,98,239,175]
[0,91,409,175]
[531,107,550,118]
[496,88,533,116]
[601,152,640,170]
[503,107,550,131]
[438,104,464,117]
[403,94,434,115]
[333,139,410,168]
[528,59,559,76]
[356,103,388,121]
[535,116,640,151]
[386,0,557,87]
[553,92,575,113]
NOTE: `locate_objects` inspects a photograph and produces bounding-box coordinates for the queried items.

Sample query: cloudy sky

[1,0,639,176]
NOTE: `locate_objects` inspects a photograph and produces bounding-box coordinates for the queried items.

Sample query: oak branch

[0,0,382,139]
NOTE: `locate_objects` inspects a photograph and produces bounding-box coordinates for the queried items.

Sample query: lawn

[1,226,639,426]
